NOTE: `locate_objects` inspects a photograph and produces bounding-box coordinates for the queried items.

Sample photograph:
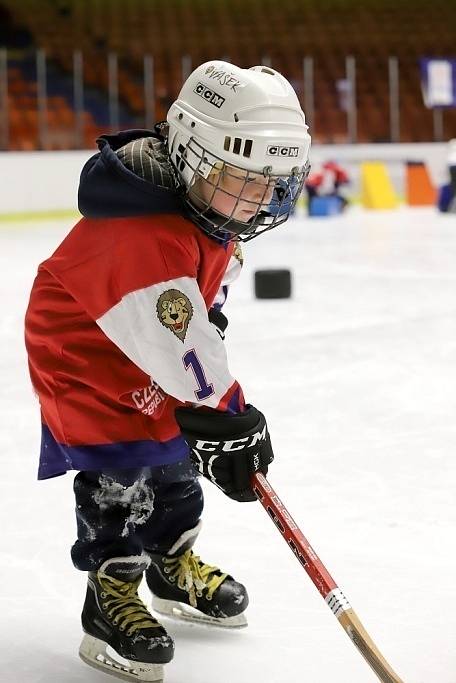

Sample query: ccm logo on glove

[175,405,274,502]
[194,426,267,452]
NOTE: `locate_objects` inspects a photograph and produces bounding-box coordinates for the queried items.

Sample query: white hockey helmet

[166,60,311,241]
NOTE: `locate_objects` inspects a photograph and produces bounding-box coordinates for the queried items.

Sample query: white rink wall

[0,150,92,215]
[0,142,450,216]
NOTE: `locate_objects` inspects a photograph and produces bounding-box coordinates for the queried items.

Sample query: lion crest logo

[233,242,244,266]
[157,289,193,342]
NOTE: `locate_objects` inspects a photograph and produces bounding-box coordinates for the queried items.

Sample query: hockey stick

[251,472,405,683]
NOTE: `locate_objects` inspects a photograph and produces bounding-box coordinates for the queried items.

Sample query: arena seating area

[1,0,456,150]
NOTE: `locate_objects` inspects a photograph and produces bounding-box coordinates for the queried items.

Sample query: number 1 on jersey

[183,349,215,401]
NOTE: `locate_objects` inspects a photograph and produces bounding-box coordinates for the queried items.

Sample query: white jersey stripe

[96,276,236,407]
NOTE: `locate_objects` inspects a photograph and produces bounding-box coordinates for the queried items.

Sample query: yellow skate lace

[98,572,162,636]
[163,550,227,608]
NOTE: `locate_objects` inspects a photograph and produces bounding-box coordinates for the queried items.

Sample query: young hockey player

[24,60,311,682]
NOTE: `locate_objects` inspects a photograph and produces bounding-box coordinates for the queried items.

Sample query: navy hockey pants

[71,458,204,571]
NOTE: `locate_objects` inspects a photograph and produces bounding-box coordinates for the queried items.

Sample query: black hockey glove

[208,307,228,340]
[175,405,274,502]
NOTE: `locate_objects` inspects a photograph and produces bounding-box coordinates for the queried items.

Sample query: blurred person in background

[305,159,349,214]
[438,138,456,212]
[448,138,456,211]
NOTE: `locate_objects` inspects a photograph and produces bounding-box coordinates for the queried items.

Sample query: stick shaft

[252,472,404,683]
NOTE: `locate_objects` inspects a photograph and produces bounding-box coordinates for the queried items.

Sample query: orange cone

[406,161,436,206]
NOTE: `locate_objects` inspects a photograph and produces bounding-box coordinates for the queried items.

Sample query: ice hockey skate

[79,555,174,682]
[146,524,249,629]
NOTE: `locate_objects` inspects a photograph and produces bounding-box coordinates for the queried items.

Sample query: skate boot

[79,554,174,682]
[146,524,249,629]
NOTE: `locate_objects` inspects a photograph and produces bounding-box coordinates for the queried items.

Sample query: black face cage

[174,138,310,243]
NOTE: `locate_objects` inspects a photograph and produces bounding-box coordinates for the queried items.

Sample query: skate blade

[152,596,248,629]
[79,634,164,682]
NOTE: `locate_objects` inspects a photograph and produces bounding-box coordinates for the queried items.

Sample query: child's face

[194,166,276,222]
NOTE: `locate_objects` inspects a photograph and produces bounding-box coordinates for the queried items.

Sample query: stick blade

[339,609,405,683]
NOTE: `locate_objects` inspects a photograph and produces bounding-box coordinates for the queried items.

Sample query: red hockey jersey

[25,131,245,479]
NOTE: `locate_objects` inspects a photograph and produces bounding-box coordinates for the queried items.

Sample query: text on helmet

[194,82,226,109]
[205,65,242,92]
[267,145,300,157]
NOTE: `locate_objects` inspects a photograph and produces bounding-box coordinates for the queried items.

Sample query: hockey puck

[254,269,292,299]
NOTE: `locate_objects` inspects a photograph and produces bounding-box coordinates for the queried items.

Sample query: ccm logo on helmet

[193,82,226,109]
[267,145,300,157]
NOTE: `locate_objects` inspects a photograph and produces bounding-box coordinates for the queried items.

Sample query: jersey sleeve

[96,274,244,412]
[212,242,243,310]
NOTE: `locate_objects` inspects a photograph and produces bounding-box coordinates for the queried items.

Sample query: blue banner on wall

[420,58,456,108]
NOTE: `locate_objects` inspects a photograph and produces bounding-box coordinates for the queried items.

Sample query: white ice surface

[1,206,456,683]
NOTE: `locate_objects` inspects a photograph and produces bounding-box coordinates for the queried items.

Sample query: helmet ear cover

[172,137,310,242]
